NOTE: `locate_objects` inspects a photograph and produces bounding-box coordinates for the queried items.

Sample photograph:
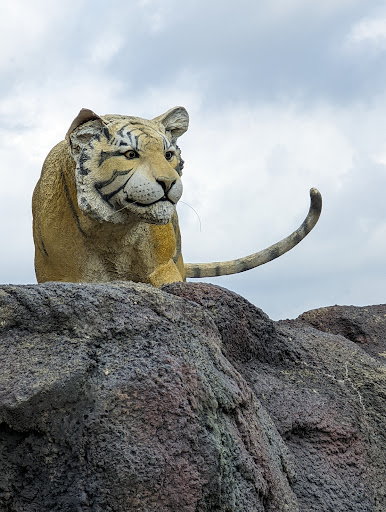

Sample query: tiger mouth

[124,196,175,207]
[121,195,176,225]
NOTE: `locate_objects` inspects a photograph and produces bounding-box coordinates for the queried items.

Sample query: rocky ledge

[0,282,385,512]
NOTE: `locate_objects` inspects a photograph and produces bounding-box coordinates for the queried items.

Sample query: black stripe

[35,214,49,257]
[36,218,49,257]
[127,131,134,147]
[117,124,130,137]
[99,150,124,166]
[171,215,181,264]
[40,236,49,257]
[132,133,140,149]
[193,266,201,278]
[126,130,142,150]
[60,171,86,237]
[294,232,302,244]
[96,174,134,203]
[103,127,111,140]
[177,149,184,173]
[95,168,133,190]
[78,152,91,176]
[239,260,249,272]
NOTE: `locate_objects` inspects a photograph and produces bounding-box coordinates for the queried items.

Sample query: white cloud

[0,0,385,319]
[137,0,174,33]
[264,0,359,20]
[179,102,354,261]
[0,2,82,72]
[2,81,386,317]
[345,14,386,50]
[177,95,386,318]
[89,33,126,66]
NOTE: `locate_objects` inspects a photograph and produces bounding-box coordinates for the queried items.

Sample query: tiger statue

[32,106,322,286]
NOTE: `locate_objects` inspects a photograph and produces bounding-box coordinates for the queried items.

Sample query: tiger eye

[126,150,138,159]
[165,151,173,161]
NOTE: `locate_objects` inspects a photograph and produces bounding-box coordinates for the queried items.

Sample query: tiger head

[65,106,189,225]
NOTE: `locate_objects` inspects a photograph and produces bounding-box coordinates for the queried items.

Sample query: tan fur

[33,106,322,287]
[33,108,187,285]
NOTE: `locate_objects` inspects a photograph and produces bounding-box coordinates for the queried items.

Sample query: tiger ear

[66,109,107,159]
[153,106,189,139]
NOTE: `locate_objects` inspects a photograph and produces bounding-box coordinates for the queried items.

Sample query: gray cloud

[1,0,385,319]
[98,0,386,105]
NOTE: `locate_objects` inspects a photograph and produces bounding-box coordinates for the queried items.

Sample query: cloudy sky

[1,0,385,319]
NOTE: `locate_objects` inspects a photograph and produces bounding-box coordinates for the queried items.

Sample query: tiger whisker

[109,200,202,233]
[107,200,140,217]
[179,200,202,232]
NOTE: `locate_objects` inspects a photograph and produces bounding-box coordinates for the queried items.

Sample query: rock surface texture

[0,282,384,512]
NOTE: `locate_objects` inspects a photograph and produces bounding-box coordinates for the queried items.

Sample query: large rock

[0,282,385,511]
[166,283,386,512]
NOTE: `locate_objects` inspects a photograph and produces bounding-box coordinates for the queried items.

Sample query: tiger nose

[157,176,176,193]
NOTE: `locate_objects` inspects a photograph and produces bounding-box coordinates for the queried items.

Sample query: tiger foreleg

[149,260,184,287]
